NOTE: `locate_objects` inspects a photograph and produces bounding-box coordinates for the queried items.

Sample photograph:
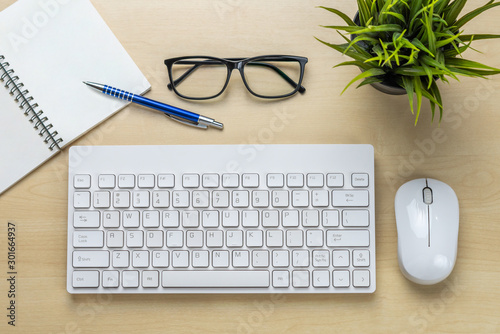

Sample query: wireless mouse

[394,178,459,285]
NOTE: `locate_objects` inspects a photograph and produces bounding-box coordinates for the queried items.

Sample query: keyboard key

[122,270,139,288]
[107,231,124,248]
[73,192,91,209]
[351,173,369,188]
[152,191,170,208]
[143,211,160,227]
[146,230,163,248]
[133,191,150,208]
[138,174,155,188]
[232,191,249,208]
[272,271,289,287]
[73,271,99,288]
[193,191,210,208]
[94,191,110,208]
[252,250,269,267]
[272,190,289,208]
[326,173,344,188]
[73,251,109,268]
[222,173,239,188]
[322,210,339,227]
[98,174,115,189]
[252,190,269,208]
[272,250,289,267]
[267,174,284,188]
[242,210,259,227]
[353,250,370,267]
[166,231,183,248]
[118,174,135,188]
[222,210,239,227]
[333,270,350,288]
[152,251,169,268]
[132,251,149,268]
[212,191,229,208]
[112,251,129,268]
[158,174,175,188]
[172,250,189,267]
[192,251,209,268]
[326,230,369,247]
[182,210,200,227]
[202,174,219,188]
[342,210,369,227]
[162,211,179,227]
[186,231,203,247]
[302,210,319,227]
[353,270,370,287]
[333,250,350,267]
[126,231,144,248]
[307,174,324,188]
[306,230,324,247]
[262,210,279,227]
[113,191,130,208]
[312,250,329,267]
[232,250,250,267]
[172,191,189,208]
[266,230,283,247]
[226,230,243,247]
[292,270,309,287]
[287,173,304,188]
[282,210,299,227]
[292,190,309,207]
[103,211,120,228]
[332,190,369,207]
[182,174,199,188]
[73,231,104,248]
[74,174,91,189]
[246,230,263,247]
[292,250,309,267]
[142,271,159,288]
[202,210,219,227]
[102,270,119,288]
[242,174,259,188]
[286,230,303,247]
[123,211,139,228]
[312,270,330,287]
[206,231,223,248]
[312,190,329,207]
[162,271,270,288]
[74,211,100,228]
[212,250,229,267]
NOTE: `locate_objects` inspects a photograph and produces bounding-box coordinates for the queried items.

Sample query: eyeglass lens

[170,57,302,99]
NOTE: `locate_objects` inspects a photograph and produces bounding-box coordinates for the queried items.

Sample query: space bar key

[162,270,270,288]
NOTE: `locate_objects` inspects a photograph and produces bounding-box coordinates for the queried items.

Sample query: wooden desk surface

[1,0,499,333]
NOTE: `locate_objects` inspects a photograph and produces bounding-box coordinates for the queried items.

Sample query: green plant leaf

[435,31,462,48]
[318,6,356,26]
[401,76,415,115]
[444,0,467,26]
[446,58,500,71]
[357,0,371,26]
[428,80,444,122]
[321,25,361,33]
[356,76,384,88]
[333,60,373,71]
[394,66,447,76]
[341,67,386,94]
[454,2,500,31]
[459,34,500,41]
[345,35,379,54]
[351,24,403,34]
[411,38,434,57]
[435,0,451,14]
[413,77,424,125]
[315,37,370,62]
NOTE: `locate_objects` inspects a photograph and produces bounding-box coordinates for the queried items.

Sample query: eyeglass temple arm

[167,59,306,93]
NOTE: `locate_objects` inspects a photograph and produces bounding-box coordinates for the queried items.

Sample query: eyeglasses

[164,55,308,100]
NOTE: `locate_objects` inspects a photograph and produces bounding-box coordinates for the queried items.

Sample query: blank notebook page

[0,0,150,194]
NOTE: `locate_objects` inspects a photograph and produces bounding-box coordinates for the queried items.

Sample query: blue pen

[83,82,223,129]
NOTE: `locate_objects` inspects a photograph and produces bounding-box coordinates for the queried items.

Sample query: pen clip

[165,114,208,129]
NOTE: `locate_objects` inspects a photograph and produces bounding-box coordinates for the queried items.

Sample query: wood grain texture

[1,0,499,333]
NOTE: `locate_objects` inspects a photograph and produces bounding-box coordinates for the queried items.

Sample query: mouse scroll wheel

[423,187,433,204]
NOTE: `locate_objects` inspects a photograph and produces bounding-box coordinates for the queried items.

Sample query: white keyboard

[67,144,375,293]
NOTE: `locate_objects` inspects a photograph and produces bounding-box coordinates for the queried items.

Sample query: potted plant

[317,0,500,124]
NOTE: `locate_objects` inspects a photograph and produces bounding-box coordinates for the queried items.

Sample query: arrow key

[333,270,350,288]
[353,270,370,287]
[312,270,330,287]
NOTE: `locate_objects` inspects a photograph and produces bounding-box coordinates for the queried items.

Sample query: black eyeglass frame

[164,55,308,100]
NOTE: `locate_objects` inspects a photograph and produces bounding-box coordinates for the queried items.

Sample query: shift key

[73,251,109,268]
[326,230,370,247]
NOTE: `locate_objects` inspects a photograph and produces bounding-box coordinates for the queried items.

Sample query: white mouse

[395,178,459,285]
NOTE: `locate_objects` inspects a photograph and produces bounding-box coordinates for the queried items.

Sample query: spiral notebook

[0,0,151,195]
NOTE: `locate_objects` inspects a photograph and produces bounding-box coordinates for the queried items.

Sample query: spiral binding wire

[0,55,63,150]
